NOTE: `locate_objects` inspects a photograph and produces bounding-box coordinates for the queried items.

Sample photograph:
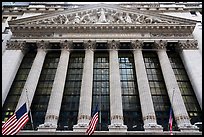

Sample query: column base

[37,122,57,132]
[144,123,163,132]
[108,123,127,132]
[179,123,199,132]
[73,123,89,132]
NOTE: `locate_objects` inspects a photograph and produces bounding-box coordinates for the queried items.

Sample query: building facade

[2,2,202,135]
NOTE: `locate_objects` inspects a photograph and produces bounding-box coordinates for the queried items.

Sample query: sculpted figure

[124,13,132,23]
[97,8,108,23]
[73,13,81,24]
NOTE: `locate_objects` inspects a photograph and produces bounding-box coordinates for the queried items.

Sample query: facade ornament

[83,40,96,50]
[131,40,143,49]
[97,8,108,23]
[178,40,198,50]
[36,40,50,51]
[26,8,178,25]
[107,40,120,49]
[6,40,28,54]
[154,40,167,49]
[60,40,73,50]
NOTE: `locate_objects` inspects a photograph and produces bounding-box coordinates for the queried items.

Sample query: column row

[2,40,199,132]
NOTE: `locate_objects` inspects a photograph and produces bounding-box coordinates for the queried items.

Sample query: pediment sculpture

[27,8,177,25]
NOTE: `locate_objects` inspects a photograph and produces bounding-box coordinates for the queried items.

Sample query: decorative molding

[131,40,143,49]
[178,40,198,50]
[107,40,120,49]
[45,115,59,121]
[77,114,91,120]
[6,40,28,54]
[143,114,156,121]
[60,40,73,50]
[83,40,96,49]
[36,40,50,50]
[110,115,124,120]
[154,40,167,49]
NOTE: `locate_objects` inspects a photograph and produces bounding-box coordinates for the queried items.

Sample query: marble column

[108,40,127,132]
[73,40,95,132]
[155,40,199,132]
[131,40,163,132]
[38,41,72,131]
[16,41,49,111]
[178,40,202,109]
[2,41,27,107]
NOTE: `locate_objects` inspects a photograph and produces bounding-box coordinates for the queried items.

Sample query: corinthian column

[38,41,72,131]
[108,40,127,132]
[155,40,199,132]
[2,41,27,107]
[131,40,163,132]
[73,40,95,131]
[16,40,49,112]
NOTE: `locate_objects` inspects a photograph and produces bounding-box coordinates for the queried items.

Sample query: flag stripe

[86,106,98,135]
[7,113,29,135]
[2,103,29,135]
[86,113,98,135]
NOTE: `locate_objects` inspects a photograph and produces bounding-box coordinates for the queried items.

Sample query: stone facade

[2,2,202,135]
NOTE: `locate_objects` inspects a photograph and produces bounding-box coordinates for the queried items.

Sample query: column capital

[6,40,28,54]
[83,40,96,50]
[60,40,73,50]
[36,40,50,51]
[131,40,143,49]
[107,40,120,49]
[154,40,167,50]
[177,40,198,51]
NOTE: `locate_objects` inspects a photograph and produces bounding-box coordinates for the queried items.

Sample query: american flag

[169,107,173,135]
[2,103,29,135]
[86,105,99,135]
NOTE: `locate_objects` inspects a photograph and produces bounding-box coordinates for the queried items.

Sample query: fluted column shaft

[2,41,27,106]
[156,41,198,131]
[133,48,162,131]
[38,41,71,131]
[16,48,47,111]
[73,41,94,131]
[108,40,127,131]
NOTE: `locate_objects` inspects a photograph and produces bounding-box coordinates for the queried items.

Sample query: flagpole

[170,88,175,135]
[25,89,34,130]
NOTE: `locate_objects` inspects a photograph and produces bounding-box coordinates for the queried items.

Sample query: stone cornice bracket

[154,40,167,50]
[178,40,198,51]
[107,40,120,50]
[131,40,143,49]
[36,40,50,51]
[60,40,73,50]
[83,40,96,50]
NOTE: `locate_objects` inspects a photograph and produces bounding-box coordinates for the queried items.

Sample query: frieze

[25,8,178,25]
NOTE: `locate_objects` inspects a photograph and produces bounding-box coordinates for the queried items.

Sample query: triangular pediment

[9,3,197,26]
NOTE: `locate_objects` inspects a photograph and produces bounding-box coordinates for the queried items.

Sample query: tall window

[57,51,85,130]
[92,50,110,131]
[167,45,202,129]
[119,51,143,131]
[143,49,176,131]
[2,46,36,126]
[29,49,60,130]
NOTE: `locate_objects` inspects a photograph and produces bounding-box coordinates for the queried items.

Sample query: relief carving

[28,8,177,25]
